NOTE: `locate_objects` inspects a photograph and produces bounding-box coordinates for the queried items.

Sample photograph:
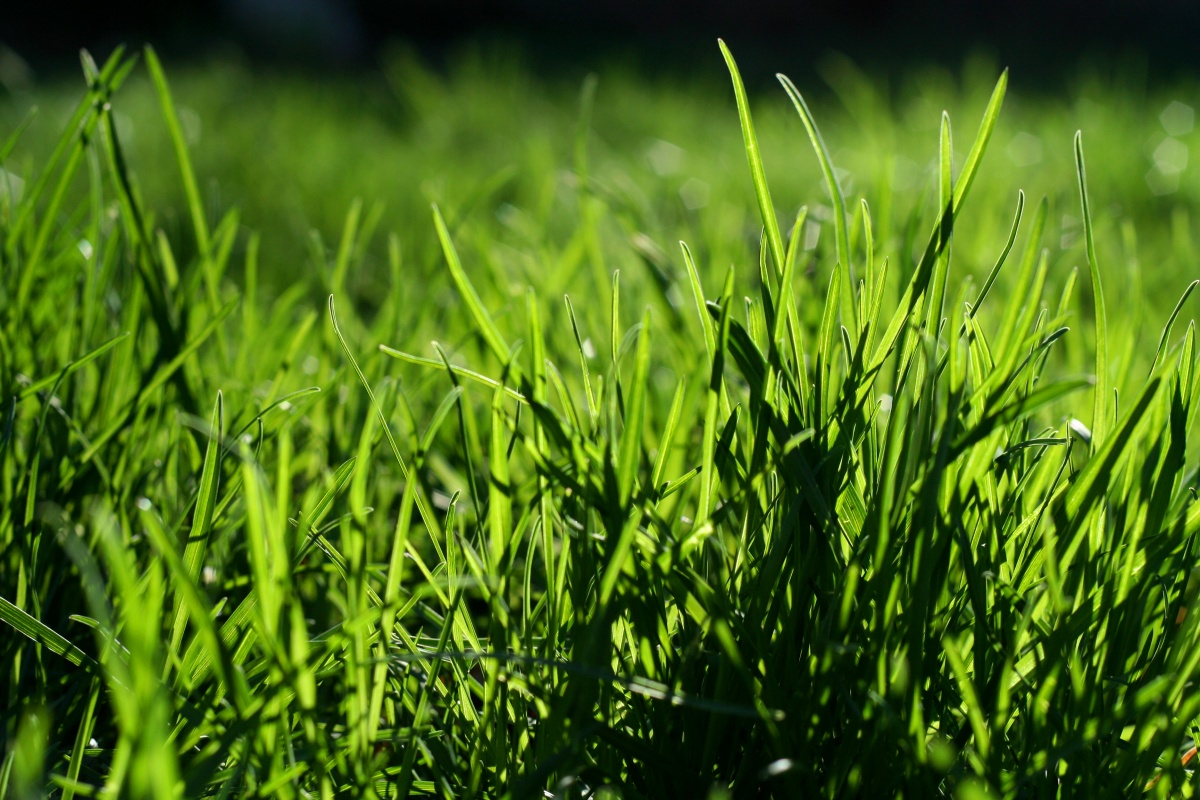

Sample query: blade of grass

[719,40,786,277]
[144,45,210,257]
[776,73,857,335]
[1075,131,1109,447]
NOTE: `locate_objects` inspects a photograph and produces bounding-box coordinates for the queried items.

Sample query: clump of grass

[3,42,1200,798]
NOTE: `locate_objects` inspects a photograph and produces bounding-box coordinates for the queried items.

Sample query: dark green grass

[3,43,1200,798]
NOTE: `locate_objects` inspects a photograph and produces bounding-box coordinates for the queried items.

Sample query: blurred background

[6,0,1200,79]
[3,1,1200,356]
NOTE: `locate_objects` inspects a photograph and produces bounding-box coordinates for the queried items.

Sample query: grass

[6,46,1200,325]
[3,41,1200,797]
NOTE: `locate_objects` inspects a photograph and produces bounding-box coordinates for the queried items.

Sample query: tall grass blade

[719,40,786,277]
[144,45,210,256]
[1075,131,1110,446]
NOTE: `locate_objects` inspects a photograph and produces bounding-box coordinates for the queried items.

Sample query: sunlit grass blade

[564,293,599,421]
[433,203,510,366]
[616,308,651,508]
[168,391,223,658]
[969,191,1024,320]
[777,73,856,334]
[681,241,717,363]
[650,376,688,494]
[379,345,527,403]
[145,45,210,256]
[0,596,100,674]
[954,69,1008,211]
[330,295,442,542]
[697,268,735,529]
[719,40,786,276]
[860,71,1007,393]
[1152,279,1199,372]
[1076,130,1110,447]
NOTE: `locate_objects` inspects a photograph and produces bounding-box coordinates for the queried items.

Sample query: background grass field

[7,45,1200,326]
[4,42,1200,797]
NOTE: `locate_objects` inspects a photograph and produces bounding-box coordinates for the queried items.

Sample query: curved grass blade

[329,295,443,545]
[719,40,786,277]
[168,391,224,657]
[860,70,1007,394]
[1075,130,1109,447]
[651,376,688,493]
[953,70,1008,211]
[379,345,527,404]
[1152,279,1199,373]
[17,331,131,401]
[145,45,210,256]
[432,203,510,366]
[969,191,1024,321]
[0,596,100,674]
[617,308,652,507]
[681,241,717,363]
[777,74,856,333]
[79,298,237,465]
[564,293,599,421]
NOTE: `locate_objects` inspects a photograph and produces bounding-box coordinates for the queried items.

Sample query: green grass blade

[379,346,527,403]
[617,309,652,507]
[488,367,514,573]
[651,376,688,493]
[860,71,1006,391]
[1075,130,1110,447]
[697,269,735,528]
[17,331,131,401]
[952,69,1008,212]
[776,74,856,333]
[610,270,621,366]
[79,298,237,465]
[0,596,100,674]
[330,295,446,545]
[719,40,786,277]
[432,203,510,366]
[144,45,210,256]
[681,241,717,364]
[331,197,362,296]
[1152,279,1199,372]
[564,293,599,422]
[773,206,808,355]
[969,191,1024,320]
[1063,377,1161,522]
[169,391,224,657]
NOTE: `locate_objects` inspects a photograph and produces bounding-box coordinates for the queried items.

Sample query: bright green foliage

[3,44,1200,799]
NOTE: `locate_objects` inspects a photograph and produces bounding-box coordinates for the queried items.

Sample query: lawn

[3,41,1200,797]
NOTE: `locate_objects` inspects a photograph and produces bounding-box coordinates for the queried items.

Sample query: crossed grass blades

[3,40,1200,798]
